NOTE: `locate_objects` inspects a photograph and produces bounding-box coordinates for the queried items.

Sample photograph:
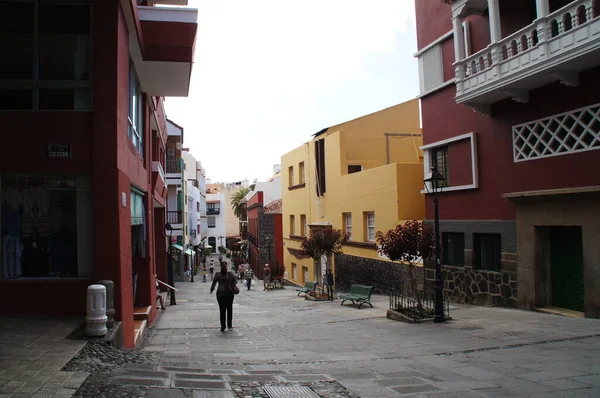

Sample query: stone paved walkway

[2,279,600,397]
[0,317,89,397]
[123,280,600,397]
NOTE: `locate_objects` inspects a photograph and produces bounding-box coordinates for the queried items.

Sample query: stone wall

[334,253,423,295]
[423,259,519,307]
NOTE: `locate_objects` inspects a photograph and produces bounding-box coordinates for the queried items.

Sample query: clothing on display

[1,176,79,279]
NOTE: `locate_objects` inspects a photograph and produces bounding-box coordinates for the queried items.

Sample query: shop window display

[1,176,87,279]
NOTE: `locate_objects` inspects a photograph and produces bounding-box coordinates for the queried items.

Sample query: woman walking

[210,261,238,332]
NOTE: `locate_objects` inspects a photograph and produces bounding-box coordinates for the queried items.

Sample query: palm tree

[230,187,250,219]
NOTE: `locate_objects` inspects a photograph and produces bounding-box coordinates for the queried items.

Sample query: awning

[172,244,183,251]
[185,249,194,256]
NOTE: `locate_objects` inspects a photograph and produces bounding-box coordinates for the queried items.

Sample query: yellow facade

[281,99,425,285]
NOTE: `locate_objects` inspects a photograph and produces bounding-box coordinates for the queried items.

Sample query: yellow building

[281,99,424,287]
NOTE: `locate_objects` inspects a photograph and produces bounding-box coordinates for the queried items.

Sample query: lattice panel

[512,103,600,162]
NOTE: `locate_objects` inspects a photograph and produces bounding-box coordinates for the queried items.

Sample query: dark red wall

[274,214,283,267]
[0,113,92,173]
[448,139,473,187]
[415,0,452,49]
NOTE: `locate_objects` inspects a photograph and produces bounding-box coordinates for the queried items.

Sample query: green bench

[296,281,317,296]
[339,285,375,309]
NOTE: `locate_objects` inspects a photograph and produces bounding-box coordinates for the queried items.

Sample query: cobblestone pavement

[101,279,600,397]
[4,277,600,397]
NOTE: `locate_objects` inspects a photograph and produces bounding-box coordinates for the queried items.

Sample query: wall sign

[47,143,71,158]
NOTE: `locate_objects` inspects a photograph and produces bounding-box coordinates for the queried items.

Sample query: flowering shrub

[376,220,435,310]
[300,228,348,262]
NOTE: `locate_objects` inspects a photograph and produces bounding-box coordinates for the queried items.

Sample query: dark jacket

[210,271,237,297]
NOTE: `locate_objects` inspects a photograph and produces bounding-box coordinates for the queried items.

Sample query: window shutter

[418,44,444,94]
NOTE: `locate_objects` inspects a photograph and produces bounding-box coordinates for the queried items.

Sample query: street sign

[47,143,71,158]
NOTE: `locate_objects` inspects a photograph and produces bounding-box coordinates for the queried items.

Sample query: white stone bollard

[97,280,115,328]
[85,284,107,337]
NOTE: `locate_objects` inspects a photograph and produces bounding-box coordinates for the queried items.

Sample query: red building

[247,192,283,279]
[416,0,600,317]
[0,0,197,347]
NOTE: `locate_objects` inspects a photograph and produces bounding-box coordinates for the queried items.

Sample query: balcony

[455,0,600,110]
[151,161,167,200]
[167,211,182,224]
[206,208,221,215]
[125,3,198,97]
[166,159,181,173]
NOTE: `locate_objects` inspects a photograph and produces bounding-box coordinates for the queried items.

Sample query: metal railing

[389,289,450,322]
[166,159,181,173]
[167,211,182,224]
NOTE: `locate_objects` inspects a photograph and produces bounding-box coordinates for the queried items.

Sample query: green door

[550,226,585,312]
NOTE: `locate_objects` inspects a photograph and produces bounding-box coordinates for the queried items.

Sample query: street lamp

[165,223,176,305]
[265,234,272,263]
[189,243,194,283]
[424,167,445,323]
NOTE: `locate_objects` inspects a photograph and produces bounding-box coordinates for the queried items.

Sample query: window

[292,263,297,280]
[343,213,352,240]
[197,202,200,212]
[207,216,216,228]
[433,146,449,187]
[347,165,362,174]
[1,175,93,280]
[302,266,308,284]
[420,132,478,193]
[207,203,220,213]
[315,139,326,195]
[443,232,465,266]
[129,62,144,155]
[365,212,375,242]
[196,225,200,234]
[300,214,306,236]
[0,2,92,110]
[288,166,294,186]
[131,189,147,258]
[473,234,502,271]
[299,162,305,184]
[416,22,470,96]
[290,215,295,235]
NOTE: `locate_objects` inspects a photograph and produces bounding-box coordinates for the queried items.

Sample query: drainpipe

[385,133,423,164]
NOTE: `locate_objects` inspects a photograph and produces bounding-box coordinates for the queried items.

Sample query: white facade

[197,161,208,239]
[206,192,226,252]
[183,150,202,247]
[245,174,282,205]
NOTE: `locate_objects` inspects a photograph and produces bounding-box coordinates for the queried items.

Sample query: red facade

[0,0,196,347]
[416,0,600,316]
[416,1,600,221]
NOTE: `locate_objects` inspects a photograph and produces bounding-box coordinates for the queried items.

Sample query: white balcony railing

[455,0,600,105]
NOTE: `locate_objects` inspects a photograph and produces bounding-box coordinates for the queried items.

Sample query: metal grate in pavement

[264,385,320,398]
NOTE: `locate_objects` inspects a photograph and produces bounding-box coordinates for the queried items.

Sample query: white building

[245,173,281,206]
[205,189,226,254]
[196,162,208,241]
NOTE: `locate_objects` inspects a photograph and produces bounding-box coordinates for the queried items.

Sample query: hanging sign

[47,143,71,158]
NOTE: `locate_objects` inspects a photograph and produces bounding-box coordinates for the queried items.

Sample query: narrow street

[85,278,600,397]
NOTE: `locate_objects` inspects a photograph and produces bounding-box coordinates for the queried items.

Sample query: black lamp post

[189,242,194,283]
[165,223,176,305]
[265,234,272,263]
[424,167,445,323]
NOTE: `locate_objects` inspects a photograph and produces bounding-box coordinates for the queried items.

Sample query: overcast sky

[164,0,419,183]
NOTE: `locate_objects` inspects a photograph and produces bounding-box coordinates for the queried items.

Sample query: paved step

[133,319,147,346]
[134,305,151,321]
